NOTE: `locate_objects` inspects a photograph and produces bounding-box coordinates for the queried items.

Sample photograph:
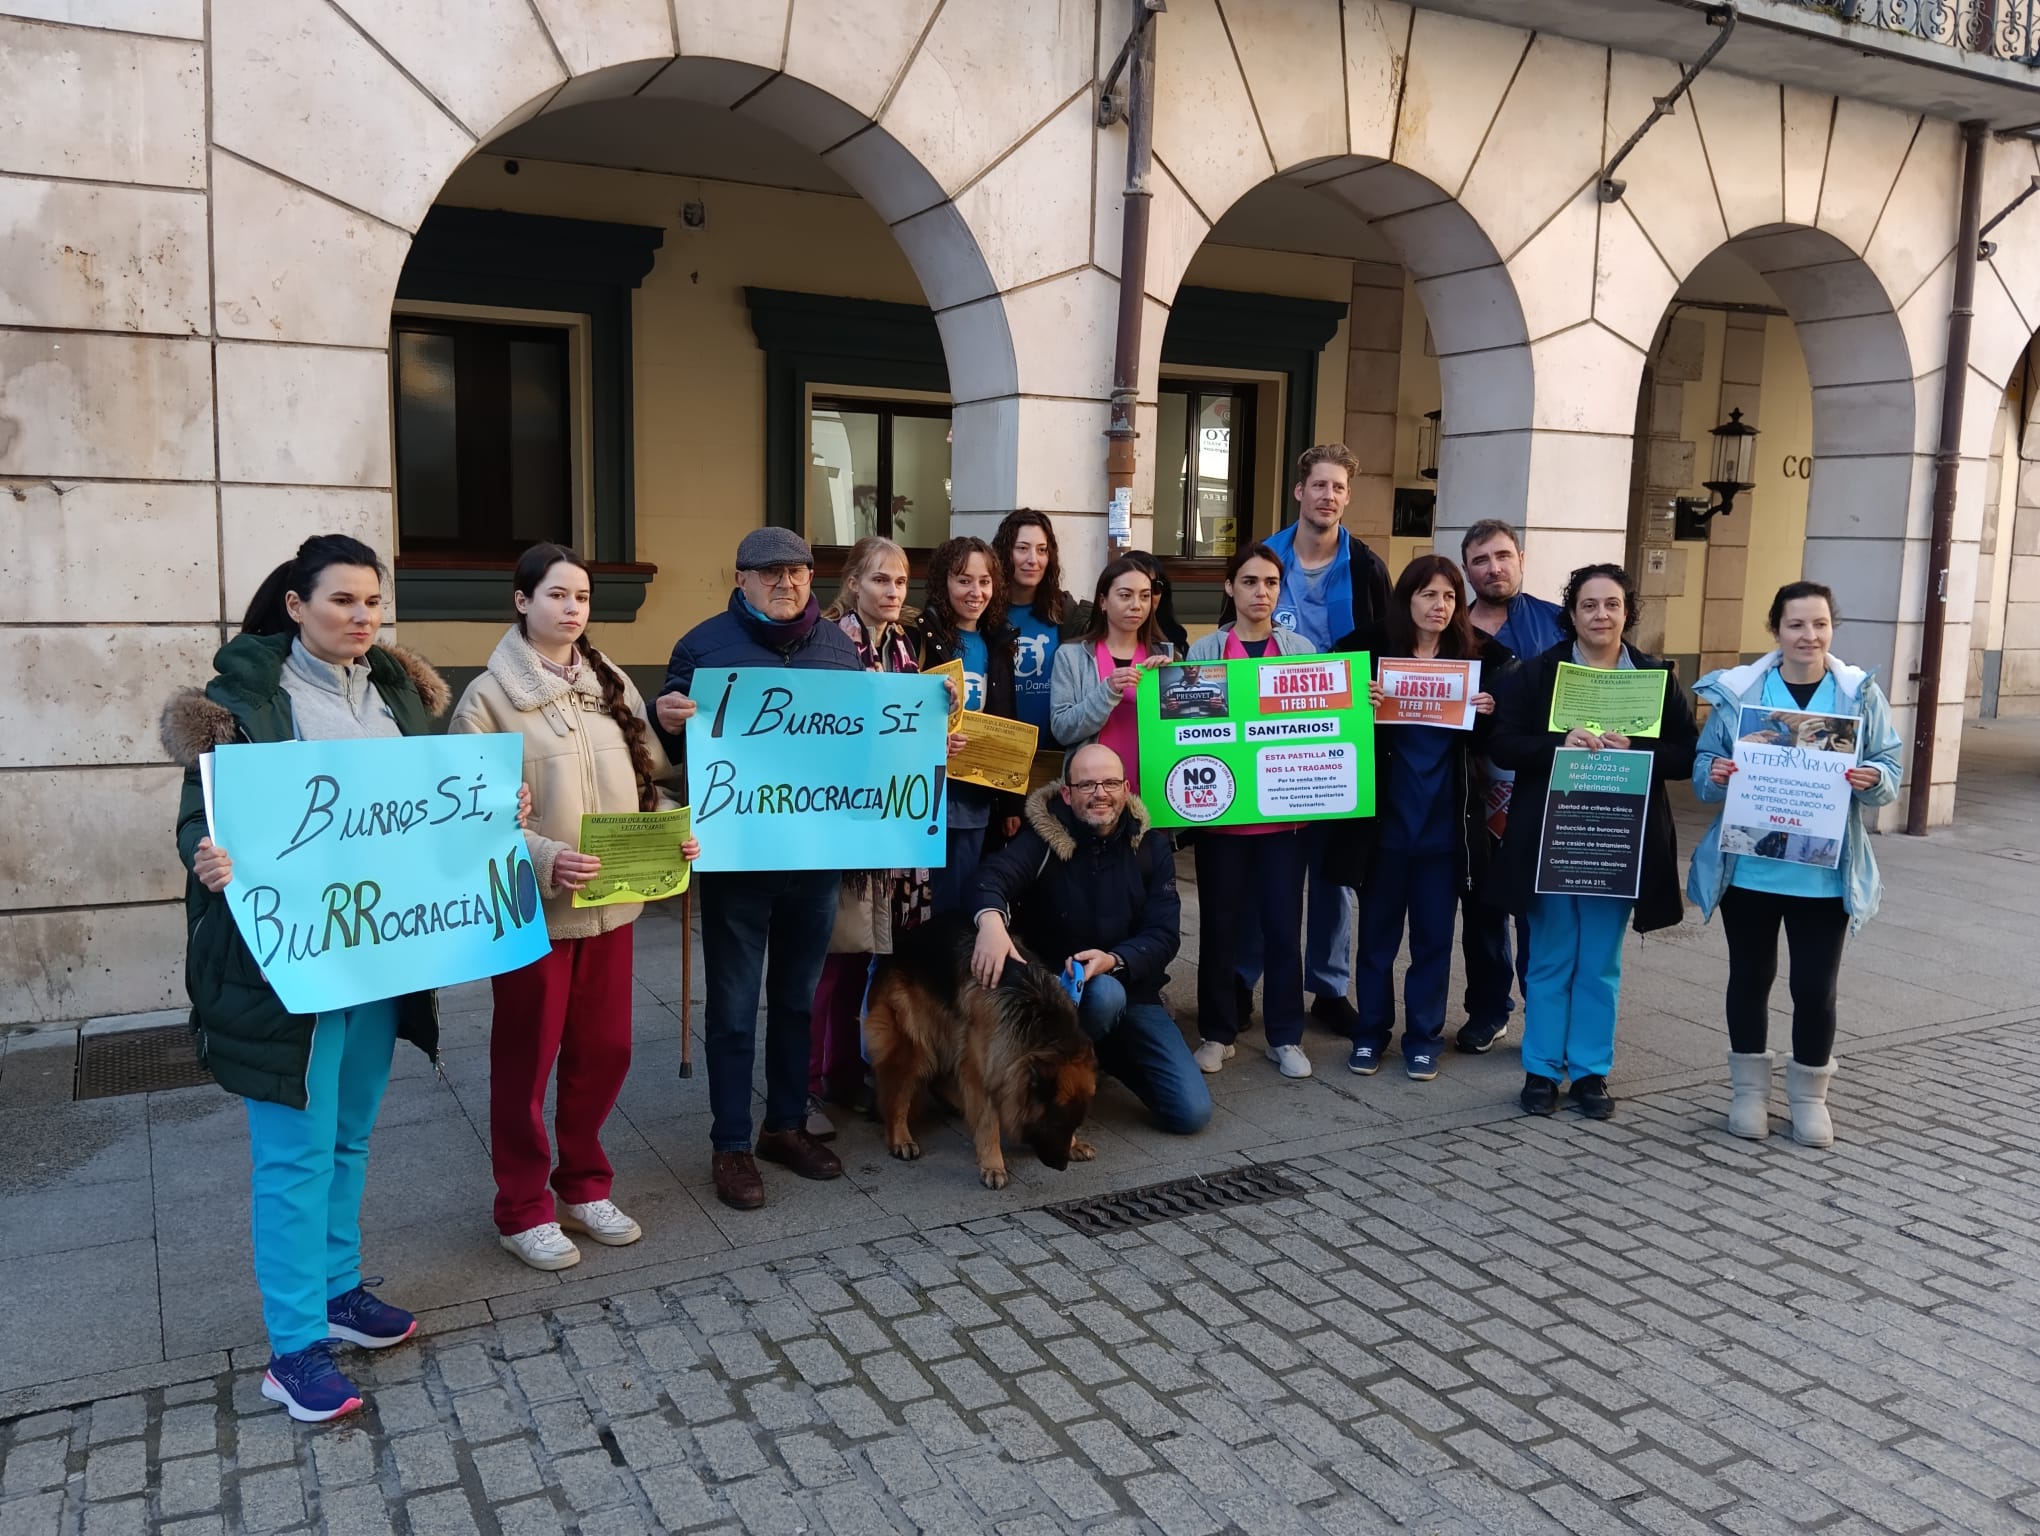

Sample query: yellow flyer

[571,806,692,909]
[950,712,1040,792]
[1547,663,1667,738]
[926,659,966,730]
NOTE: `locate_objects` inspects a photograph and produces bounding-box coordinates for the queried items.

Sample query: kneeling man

[968,744,1211,1136]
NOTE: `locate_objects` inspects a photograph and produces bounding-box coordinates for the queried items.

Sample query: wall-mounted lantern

[1417,409,1440,482]
[1699,407,1758,520]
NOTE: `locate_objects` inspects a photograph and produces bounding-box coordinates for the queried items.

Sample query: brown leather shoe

[711,1151,765,1210]
[755,1127,844,1181]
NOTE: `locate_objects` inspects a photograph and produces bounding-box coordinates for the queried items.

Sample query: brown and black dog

[864,912,1099,1190]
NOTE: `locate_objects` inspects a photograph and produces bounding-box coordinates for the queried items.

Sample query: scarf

[733,589,822,650]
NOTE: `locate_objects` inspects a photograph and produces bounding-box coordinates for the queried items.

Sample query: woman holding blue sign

[1487,563,1698,1122]
[1687,581,1902,1146]
[809,535,932,1138]
[164,534,450,1423]
[449,544,695,1272]
[1330,554,1506,1084]
[912,535,1020,913]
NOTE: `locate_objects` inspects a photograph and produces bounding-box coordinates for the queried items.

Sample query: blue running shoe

[1405,1050,1440,1082]
[1347,1042,1382,1076]
[261,1341,363,1422]
[327,1278,416,1349]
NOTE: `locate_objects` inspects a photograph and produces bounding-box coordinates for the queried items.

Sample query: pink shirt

[1218,628,1295,836]
[1093,640,1147,794]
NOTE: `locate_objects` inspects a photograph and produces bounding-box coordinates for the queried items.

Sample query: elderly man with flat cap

[653,528,862,1211]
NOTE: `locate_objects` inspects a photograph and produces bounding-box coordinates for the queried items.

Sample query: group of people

[166,442,1902,1423]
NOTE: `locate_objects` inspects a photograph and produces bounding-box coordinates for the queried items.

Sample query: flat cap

[735,526,815,570]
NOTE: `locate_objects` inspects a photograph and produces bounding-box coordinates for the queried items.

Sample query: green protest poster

[1136,654,1375,830]
[1547,663,1668,738]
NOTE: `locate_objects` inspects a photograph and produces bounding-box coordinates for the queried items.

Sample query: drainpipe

[1907,120,1989,835]
[1102,1,1162,553]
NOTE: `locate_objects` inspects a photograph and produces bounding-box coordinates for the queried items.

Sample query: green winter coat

[160,632,450,1107]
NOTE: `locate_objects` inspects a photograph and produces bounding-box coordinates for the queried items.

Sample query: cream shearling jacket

[449,627,682,942]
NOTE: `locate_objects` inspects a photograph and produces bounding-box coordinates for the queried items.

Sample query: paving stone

[0,1492,63,1536]
[319,1483,396,1536]
[153,1406,218,1461]
[405,1488,482,1536]
[233,1467,305,1534]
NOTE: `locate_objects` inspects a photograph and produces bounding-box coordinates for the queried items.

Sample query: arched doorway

[1621,227,1915,694]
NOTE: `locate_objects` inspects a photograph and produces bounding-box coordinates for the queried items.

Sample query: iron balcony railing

[1785,0,2040,63]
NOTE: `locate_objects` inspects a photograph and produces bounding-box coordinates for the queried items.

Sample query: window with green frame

[806,395,953,552]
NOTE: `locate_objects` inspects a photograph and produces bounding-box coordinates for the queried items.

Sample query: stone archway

[201,0,1057,599]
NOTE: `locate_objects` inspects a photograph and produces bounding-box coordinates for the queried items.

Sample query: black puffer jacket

[967,784,1179,1003]
[161,633,448,1108]
[913,609,1022,825]
[1485,642,1700,933]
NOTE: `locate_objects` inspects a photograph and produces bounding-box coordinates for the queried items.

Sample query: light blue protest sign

[211,734,550,1014]
[686,668,950,872]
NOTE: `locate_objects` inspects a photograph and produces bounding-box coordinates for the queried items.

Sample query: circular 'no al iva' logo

[1165,755,1236,823]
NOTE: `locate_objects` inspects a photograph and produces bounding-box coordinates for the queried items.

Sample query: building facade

[8,0,2040,1024]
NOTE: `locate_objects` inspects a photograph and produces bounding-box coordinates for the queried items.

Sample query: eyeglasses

[1067,778,1126,795]
[747,565,812,587]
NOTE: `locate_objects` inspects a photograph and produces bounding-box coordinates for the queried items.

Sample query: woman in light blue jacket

[1687,581,1902,1148]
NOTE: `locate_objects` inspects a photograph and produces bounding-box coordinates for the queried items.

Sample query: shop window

[807,396,953,551]
[1155,381,1256,559]
[394,316,574,559]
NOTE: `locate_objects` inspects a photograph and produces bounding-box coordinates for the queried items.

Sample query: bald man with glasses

[969,743,1211,1138]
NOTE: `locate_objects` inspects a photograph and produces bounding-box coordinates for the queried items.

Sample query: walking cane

[679,887,695,1078]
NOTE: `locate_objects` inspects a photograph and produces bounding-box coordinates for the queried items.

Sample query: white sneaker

[561,1198,642,1247]
[1266,1044,1313,1079]
[501,1221,582,1270]
[804,1096,837,1140]
[1193,1040,1235,1075]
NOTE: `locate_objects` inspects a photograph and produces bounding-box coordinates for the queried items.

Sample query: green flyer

[572,806,692,909]
[1546,663,1668,738]
[1136,654,1375,830]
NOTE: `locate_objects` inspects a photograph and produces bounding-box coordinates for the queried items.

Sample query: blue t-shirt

[1279,561,1335,650]
[958,629,988,712]
[1382,722,1456,854]
[1010,603,1058,731]
[948,629,993,829]
[1729,668,1846,901]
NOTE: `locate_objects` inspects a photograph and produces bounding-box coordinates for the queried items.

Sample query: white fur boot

[1785,1058,1836,1147]
[1726,1051,1774,1140]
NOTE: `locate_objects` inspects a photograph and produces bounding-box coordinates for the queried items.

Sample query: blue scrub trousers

[243,1000,398,1355]
[1521,895,1630,1082]
[1353,853,1458,1052]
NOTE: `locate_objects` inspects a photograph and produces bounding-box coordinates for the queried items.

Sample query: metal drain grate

[1042,1163,1308,1236]
[75,1025,214,1100]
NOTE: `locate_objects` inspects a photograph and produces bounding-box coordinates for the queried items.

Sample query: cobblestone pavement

[6,1017,2040,1536]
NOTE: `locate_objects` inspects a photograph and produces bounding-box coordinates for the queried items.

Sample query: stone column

[1343,262,1404,556]
[1,16,217,1024]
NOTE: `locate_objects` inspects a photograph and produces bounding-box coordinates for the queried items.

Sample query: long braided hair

[513,543,659,812]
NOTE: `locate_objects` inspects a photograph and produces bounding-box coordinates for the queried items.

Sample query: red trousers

[808,951,869,1101]
[489,923,634,1235]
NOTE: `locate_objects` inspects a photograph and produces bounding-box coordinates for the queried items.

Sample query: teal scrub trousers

[242,1000,398,1354]
[1522,894,1630,1082]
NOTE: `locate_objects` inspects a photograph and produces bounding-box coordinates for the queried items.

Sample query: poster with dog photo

[1720,707,1861,868]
